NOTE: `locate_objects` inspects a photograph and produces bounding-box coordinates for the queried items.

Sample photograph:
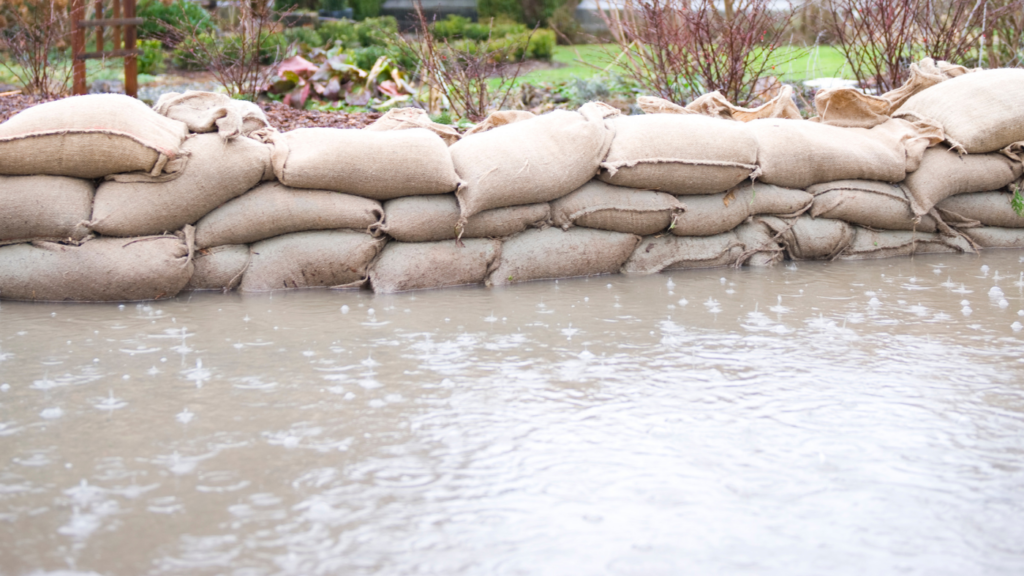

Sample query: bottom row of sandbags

[0,218,1018,302]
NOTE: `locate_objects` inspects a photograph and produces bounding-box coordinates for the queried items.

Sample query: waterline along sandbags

[0,234,193,301]
[377,196,549,243]
[901,146,1023,216]
[91,134,273,237]
[0,176,94,243]
[757,216,855,260]
[487,227,639,286]
[936,192,1024,228]
[839,228,973,260]
[550,180,684,235]
[369,239,502,293]
[734,221,784,267]
[670,182,812,237]
[450,103,616,226]
[599,114,759,195]
[268,127,461,200]
[240,230,385,292]
[195,182,384,249]
[895,68,1024,153]
[0,94,189,178]
[962,227,1024,248]
[749,118,941,189]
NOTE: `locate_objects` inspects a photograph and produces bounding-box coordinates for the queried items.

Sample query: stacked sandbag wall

[1,67,1023,302]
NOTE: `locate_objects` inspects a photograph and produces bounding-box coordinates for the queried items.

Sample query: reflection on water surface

[2,252,1024,575]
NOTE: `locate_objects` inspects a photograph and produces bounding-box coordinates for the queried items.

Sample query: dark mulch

[0,93,383,132]
[259,101,382,131]
[0,93,58,124]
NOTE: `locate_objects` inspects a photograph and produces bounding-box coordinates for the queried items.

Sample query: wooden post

[112,0,122,52]
[71,0,87,95]
[95,0,105,52]
[124,0,138,98]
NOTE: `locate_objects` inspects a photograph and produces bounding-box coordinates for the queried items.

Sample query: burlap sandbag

[240,230,385,292]
[0,234,193,301]
[812,58,968,129]
[154,90,271,140]
[599,113,759,195]
[551,180,683,235]
[734,220,784,267]
[962,227,1024,248]
[463,110,536,136]
[185,244,250,291]
[936,192,1024,228]
[0,94,189,178]
[808,180,940,231]
[750,117,942,190]
[757,215,854,260]
[195,182,383,249]
[895,68,1024,154]
[91,133,272,237]
[451,104,617,225]
[365,107,461,146]
[378,195,549,242]
[671,182,812,236]
[902,146,1023,216]
[638,86,801,122]
[487,227,639,286]
[269,127,461,200]
[621,232,743,275]
[369,239,501,293]
[839,228,973,260]
[0,175,93,243]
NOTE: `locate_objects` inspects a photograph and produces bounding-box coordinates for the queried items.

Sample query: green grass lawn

[514,43,853,87]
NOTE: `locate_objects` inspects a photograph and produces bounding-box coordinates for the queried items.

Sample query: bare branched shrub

[405,3,530,121]
[0,0,72,96]
[825,0,1024,93]
[600,0,797,106]
[172,1,288,101]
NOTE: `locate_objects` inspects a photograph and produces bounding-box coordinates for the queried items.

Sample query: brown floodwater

[2,251,1024,575]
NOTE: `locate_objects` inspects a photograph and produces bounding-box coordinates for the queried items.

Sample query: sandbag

[734,220,784,267]
[195,182,383,249]
[599,113,759,195]
[936,191,1024,228]
[902,146,1023,216]
[895,68,1024,153]
[91,133,272,237]
[811,58,967,129]
[638,86,802,122]
[269,127,461,200]
[962,227,1024,248]
[463,110,536,136]
[749,117,942,189]
[185,244,250,291]
[451,104,616,224]
[365,107,460,146]
[621,232,743,275]
[378,195,549,243]
[757,215,855,260]
[671,182,812,237]
[0,235,193,302]
[808,180,940,231]
[487,227,639,286]
[839,228,973,260]
[0,175,93,243]
[0,94,189,178]
[153,90,270,140]
[240,230,384,292]
[369,239,501,293]
[550,180,683,235]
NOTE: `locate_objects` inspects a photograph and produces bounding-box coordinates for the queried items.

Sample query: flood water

[2,251,1024,576]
